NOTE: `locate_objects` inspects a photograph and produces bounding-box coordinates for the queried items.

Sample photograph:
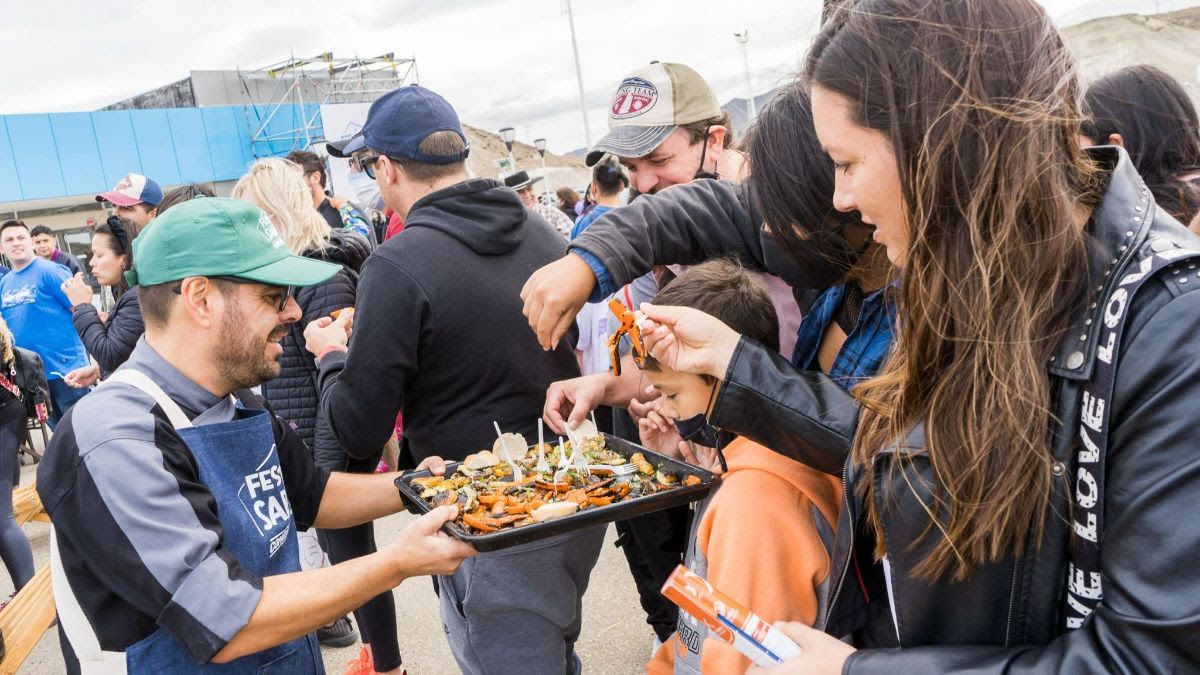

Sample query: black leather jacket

[714,147,1200,672]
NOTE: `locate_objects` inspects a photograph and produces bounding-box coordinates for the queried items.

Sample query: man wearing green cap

[37,197,474,673]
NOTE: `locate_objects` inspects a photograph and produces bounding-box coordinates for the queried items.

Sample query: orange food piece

[535,480,572,491]
[505,503,529,515]
[564,489,589,505]
[684,475,702,486]
[478,494,502,506]
[588,496,613,507]
[462,513,498,533]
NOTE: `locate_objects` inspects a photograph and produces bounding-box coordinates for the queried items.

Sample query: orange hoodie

[648,437,842,675]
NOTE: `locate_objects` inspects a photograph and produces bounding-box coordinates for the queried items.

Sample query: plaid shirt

[791,284,896,389]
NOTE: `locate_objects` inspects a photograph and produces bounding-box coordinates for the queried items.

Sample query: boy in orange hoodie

[637,260,843,675]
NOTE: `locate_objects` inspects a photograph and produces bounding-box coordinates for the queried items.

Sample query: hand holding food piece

[330,307,355,331]
[543,374,608,434]
[389,505,476,578]
[638,303,742,379]
[64,364,101,389]
[62,273,94,307]
[520,253,597,350]
[303,311,352,356]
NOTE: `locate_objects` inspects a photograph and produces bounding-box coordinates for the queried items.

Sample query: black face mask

[694,124,720,181]
[672,383,731,471]
[759,219,877,291]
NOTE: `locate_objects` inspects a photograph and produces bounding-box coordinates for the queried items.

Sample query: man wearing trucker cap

[304,83,603,675]
[38,197,473,672]
[95,172,163,231]
[586,61,745,193]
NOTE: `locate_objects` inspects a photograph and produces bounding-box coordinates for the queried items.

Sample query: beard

[214,296,287,391]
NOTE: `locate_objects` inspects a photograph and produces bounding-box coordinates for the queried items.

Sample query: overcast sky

[2,0,1193,154]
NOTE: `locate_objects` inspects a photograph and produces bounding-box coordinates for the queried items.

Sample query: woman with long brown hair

[638,0,1200,671]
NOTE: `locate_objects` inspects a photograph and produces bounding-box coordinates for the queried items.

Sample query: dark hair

[809,0,1097,581]
[1082,65,1200,223]
[681,112,735,149]
[30,225,53,238]
[388,131,468,183]
[286,150,327,189]
[157,183,216,215]
[92,220,133,298]
[644,259,779,382]
[591,158,629,196]
[138,282,174,328]
[0,220,28,237]
[744,82,863,274]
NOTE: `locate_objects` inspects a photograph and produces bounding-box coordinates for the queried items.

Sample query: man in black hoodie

[305,84,601,675]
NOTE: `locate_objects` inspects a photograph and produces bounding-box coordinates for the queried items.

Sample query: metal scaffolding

[237,53,417,157]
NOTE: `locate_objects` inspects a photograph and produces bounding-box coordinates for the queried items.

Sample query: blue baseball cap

[341,84,470,164]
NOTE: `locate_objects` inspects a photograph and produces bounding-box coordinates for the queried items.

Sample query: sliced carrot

[463,513,498,533]
[478,494,502,506]
[588,496,613,507]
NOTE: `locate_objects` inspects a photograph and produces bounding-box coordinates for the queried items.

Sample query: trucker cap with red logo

[586,62,722,167]
[96,173,163,207]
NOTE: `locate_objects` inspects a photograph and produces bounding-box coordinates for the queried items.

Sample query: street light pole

[734,31,756,122]
[564,0,592,147]
[499,126,517,175]
[534,138,549,201]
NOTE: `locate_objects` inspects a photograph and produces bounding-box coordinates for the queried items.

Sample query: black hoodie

[317,178,579,466]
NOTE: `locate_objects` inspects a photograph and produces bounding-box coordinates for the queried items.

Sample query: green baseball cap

[126,197,340,287]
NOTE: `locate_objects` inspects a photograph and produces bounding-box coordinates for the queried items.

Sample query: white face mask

[347,168,382,210]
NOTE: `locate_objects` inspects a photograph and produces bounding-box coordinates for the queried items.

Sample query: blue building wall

[0,104,322,203]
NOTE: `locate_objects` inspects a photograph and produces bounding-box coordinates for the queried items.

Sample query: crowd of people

[0,0,1199,672]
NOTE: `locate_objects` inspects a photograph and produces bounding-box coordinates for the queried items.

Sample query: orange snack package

[660,565,802,667]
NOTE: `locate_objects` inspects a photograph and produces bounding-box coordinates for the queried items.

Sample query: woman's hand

[61,273,94,307]
[520,253,597,350]
[639,303,742,379]
[64,364,101,389]
[745,622,855,674]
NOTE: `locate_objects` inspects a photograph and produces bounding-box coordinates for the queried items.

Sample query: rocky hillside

[1063,6,1200,93]
[462,124,589,193]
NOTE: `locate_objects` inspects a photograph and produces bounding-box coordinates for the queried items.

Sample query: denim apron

[52,369,323,674]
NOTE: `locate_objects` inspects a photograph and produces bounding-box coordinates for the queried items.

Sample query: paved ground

[5,437,655,674]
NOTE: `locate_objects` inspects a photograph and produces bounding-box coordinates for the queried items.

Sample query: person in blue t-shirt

[0,220,91,428]
[569,157,628,241]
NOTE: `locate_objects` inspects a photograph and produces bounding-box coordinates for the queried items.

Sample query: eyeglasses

[172,276,294,311]
[350,153,387,180]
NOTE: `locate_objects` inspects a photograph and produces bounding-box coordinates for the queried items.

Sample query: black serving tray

[395,433,717,552]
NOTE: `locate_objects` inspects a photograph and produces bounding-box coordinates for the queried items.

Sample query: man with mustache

[38,197,473,673]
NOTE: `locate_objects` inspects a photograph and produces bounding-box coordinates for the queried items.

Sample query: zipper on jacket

[824,467,856,628]
[1003,557,1020,646]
